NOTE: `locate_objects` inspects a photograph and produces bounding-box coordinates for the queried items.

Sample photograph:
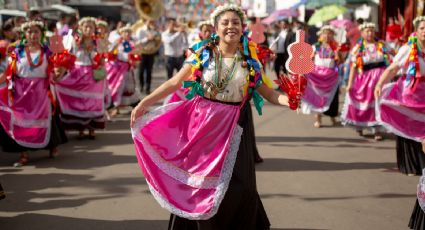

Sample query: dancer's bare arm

[131,64,192,126]
[257,83,289,107]
[374,63,400,98]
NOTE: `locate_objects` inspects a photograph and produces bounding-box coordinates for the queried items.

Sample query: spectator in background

[60,15,78,36]
[386,17,403,51]
[46,20,58,37]
[135,20,161,95]
[161,18,188,79]
[12,16,26,28]
[270,19,295,77]
[108,21,125,44]
[56,13,68,32]
[28,10,43,21]
[346,18,363,48]
[0,19,17,42]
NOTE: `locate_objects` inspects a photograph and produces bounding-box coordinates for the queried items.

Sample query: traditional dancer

[96,19,109,40]
[105,25,139,116]
[374,16,425,229]
[301,25,341,128]
[54,17,107,139]
[341,22,391,140]
[0,40,7,195]
[375,16,425,177]
[131,4,295,229]
[0,20,69,167]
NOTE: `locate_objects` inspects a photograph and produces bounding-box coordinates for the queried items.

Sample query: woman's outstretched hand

[130,104,147,128]
[374,84,382,99]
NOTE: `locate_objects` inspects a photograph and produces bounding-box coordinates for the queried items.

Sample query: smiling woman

[130,3,294,229]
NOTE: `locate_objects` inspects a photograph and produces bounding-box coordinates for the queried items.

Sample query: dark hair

[0,19,15,39]
[1,19,14,32]
[28,10,42,20]
[66,15,78,26]
[356,18,364,25]
[59,12,68,20]
[47,20,57,32]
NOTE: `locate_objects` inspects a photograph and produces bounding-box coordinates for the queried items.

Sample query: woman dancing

[341,22,391,140]
[374,16,425,229]
[0,20,69,167]
[54,17,107,139]
[131,4,296,229]
[301,25,341,128]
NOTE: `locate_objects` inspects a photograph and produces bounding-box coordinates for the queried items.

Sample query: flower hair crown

[210,4,247,26]
[20,21,44,32]
[118,24,132,34]
[78,17,97,26]
[96,19,108,27]
[413,16,425,27]
[359,22,375,31]
[317,25,337,36]
[198,20,213,30]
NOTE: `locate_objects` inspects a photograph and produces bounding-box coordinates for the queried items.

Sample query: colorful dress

[341,40,390,128]
[54,39,106,130]
[132,41,270,228]
[301,42,340,116]
[378,41,425,176]
[0,44,67,152]
[106,39,139,107]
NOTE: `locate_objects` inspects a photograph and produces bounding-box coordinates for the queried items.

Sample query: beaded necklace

[207,48,238,95]
[355,38,390,73]
[24,45,44,70]
[183,32,265,115]
[405,33,422,91]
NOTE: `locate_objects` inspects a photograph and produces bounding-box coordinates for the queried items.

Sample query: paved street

[0,67,419,230]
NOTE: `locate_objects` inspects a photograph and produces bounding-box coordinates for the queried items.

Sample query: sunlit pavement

[0,66,417,230]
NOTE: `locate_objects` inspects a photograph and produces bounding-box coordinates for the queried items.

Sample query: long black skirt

[0,113,67,153]
[409,200,425,230]
[247,105,262,163]
[60,113,105,131]
[323,88,339,117]
[396,136,425,175]
[0,182,5,200]
[168,103,271,230]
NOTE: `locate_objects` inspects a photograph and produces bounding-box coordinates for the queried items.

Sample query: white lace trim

[301,77,340,114]
[163,90,187,105]
[340,93,381,127]
[55,85,105,99]
[376,83,425,142]
[132,100,241,189]
[0,104,51,148]
[56,84,106,118]
[142,125,242,220]
[131,99,244,220]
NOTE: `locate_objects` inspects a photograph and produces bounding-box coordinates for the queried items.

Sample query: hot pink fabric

[163,88,189,105]
[55,65,106,118]
[341,67,385,127]
[301,66,339,113]
[132,96,243,220]
[0,77,51,148]
[377,77,425,142]
[105,60,130,107]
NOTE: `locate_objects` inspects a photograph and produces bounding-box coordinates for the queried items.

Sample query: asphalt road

[0,67,418,230]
